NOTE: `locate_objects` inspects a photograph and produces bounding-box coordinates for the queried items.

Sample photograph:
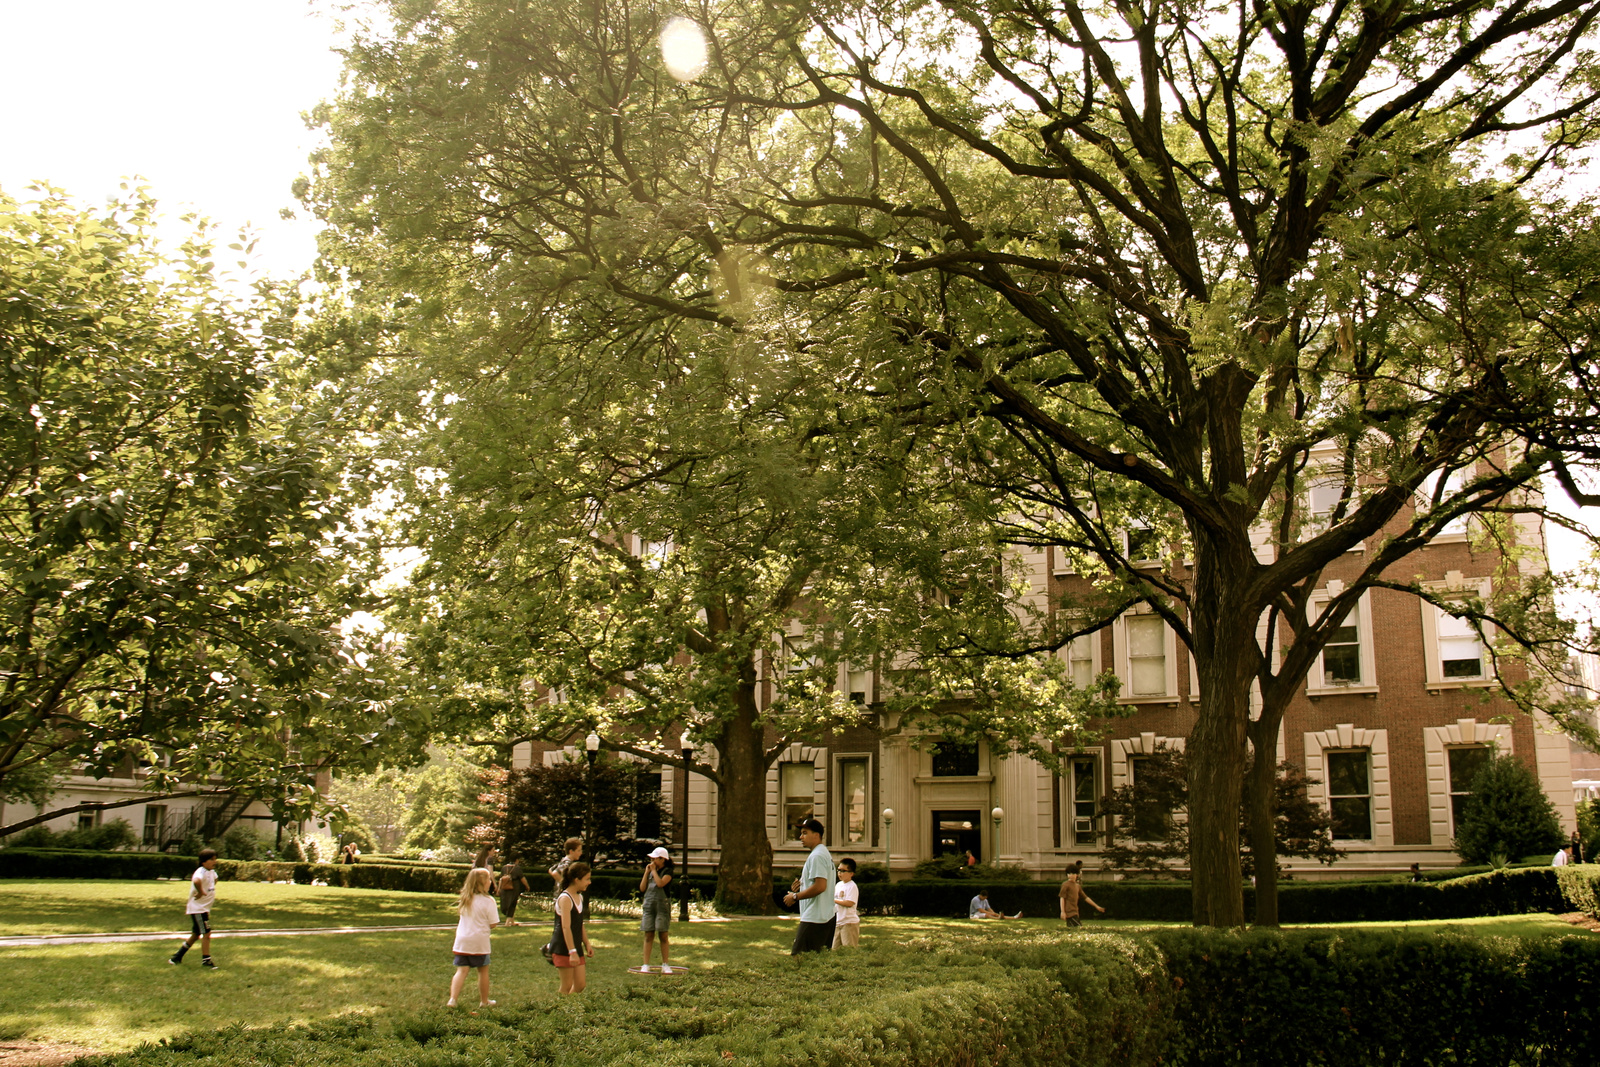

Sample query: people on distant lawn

[550,837,583,892]
[639,846,675,972]
[784,818,836,954]
[832,857,861,948]
[1553,846,1570,867]
[1058,861,1104,927]
[552,862,595,994]
[168,848,219,968]
[340,842,360,864]
[964,849,978,867]
[969,889,1020,920]
[1409,863,1425,883]
[448,867,500,1009]
[1571,831,1586,865]
[472,844,498,870]
[498,856,530,926]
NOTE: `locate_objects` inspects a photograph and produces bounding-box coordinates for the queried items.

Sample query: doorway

[930,810,983,862]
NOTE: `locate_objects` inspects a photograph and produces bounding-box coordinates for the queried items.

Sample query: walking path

[0,913,788,948]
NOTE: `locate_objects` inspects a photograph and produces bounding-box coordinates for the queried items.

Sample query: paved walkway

[0,914,787,948]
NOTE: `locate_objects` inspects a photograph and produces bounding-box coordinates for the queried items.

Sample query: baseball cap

[648,847,671,859]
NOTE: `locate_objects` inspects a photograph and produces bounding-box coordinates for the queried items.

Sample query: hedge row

[856,864,1600,923]
[82,927,1600,1067]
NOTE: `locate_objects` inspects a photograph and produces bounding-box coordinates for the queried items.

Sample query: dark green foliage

[497,756,666,870]
[281,835,305,862]
[1098,746,1339,876]
[76,928,1600,1067]
[1,818,139,851]
[908,854,1031,881]
[1453,752,1566,865]
[1574,798,1598,863]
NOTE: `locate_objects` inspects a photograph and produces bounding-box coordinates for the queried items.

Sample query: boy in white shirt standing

[832,857,861,948]
[168,848,219,968]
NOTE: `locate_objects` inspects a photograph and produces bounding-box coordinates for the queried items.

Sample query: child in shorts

[168,848,219,968]
[551,862,594,994]
[832,857,861,947]
[448,867,500,1008]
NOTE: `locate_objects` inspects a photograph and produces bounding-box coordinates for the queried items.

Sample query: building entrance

[931,810,983,861]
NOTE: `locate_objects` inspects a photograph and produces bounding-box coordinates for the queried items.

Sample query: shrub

[1577,798,1599,863]
[216,824,262,861]
[281,835,305,862]
[1453,750,1565,865]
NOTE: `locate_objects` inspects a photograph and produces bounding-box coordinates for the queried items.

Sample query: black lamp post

[679,730,694,921]
[584,732,600,863]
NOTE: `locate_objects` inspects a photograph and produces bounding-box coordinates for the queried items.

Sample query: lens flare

[659,16,709,83]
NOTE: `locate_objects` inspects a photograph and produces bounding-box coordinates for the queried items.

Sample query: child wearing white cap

[639,846,675,972]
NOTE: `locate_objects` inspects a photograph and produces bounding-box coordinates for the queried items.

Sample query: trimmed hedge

[858,864,1600,924]
[77,927,1600,1067]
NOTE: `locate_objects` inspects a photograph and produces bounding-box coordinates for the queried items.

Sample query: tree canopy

[0,187,414,833]
[309,0,1600,923]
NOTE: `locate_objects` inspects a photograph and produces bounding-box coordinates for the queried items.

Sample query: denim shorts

[640,893,672,933]
[452,953,490,968]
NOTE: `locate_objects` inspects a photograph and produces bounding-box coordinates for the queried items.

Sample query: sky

[0,0,1596,608]
[0,0,347,278]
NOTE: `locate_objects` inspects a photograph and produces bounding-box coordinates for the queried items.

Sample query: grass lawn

[0,879,463,936]
[0,879,1590,1054]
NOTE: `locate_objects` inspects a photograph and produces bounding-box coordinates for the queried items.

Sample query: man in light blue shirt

[782,817,836,954]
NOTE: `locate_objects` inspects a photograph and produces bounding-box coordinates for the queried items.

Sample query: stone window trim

[1112,608,1181,704]
[1306,584,1379,695]
[1423,718,1512,847]
[1417,575,1495,690]
[1303,725,1394,847]
[1109,733,1186,791]
[832,752,874,848]
[767,743,826,847]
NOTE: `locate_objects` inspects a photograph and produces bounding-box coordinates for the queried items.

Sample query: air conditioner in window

[1073,818,1094,835]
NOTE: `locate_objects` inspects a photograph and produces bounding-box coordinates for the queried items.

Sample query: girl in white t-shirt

[448,867,500,1008]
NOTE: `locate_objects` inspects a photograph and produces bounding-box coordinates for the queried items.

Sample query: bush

[2,819,140,851]
[281,835,305,862]
[1578,798,1599,863]
[216,825,262,861]
[1453,750,1566,865]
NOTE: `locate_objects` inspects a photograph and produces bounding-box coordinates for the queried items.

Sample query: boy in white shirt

[832,857,861,948]
[168,848,219,968]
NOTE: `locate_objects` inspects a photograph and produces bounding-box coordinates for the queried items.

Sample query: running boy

[832,857,861,947]
[168,848,219,967]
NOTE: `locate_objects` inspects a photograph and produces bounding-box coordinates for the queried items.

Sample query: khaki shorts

[832,921,860,948]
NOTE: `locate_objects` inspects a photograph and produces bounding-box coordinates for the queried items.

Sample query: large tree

[0,187,413,835]
[310,0,1600,924]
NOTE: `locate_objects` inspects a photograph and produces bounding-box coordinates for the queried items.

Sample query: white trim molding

[1303,724,1394,847]
[1109,732,1186,791]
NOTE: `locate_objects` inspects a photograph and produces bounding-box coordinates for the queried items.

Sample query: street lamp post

[882,808,895,883]
[584,732,600,864]
[679,730,695,922]
[990,806,1005,864]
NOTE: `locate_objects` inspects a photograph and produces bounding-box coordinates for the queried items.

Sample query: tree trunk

[1246,721,1282,927]
[712,684,776,914]
[1186,528,1258,927]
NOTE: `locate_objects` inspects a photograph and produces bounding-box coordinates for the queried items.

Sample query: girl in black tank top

[553,863,593,994]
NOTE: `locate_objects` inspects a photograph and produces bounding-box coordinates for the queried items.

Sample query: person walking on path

[498,856,530,926]
[447,867,500,1008]
[549,837,583,892]
[832,857,861,948]
[168,848,219,968]
[1058,861,1104,927]
[639,846,675,972]
[552,862,594,994]
[783,818,836,954]
[472,844,498,871]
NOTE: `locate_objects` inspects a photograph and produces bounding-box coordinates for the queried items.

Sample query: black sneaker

[167,955,182,965]
[200,958,217,969]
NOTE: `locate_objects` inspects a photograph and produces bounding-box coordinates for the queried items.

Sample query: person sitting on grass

[168,848,219,968]
[447,867,500,1009]
[969,889,1021,920]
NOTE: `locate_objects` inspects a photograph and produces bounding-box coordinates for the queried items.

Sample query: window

[1128,756,1173,839]
[142,805,167,846]
[846,667,872,705]
[1126,525,1160,564]
[780,763,815,843]
[633,536,672,567]
[1126,616,1167,696]
[1070,756,1100,845]
[635,769,663,839]
[1416,469,1469,537]
[931,740,980,777]
[77,812,98,832]
[1063,632,1098,688]
[1322,610,1362,685]
[1437,611,1485,680]
[1447,746,1491,831]
[838,759,869,844]
[1326,750,1372,840]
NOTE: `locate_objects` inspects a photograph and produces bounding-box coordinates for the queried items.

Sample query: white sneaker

[639,964,653,972]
